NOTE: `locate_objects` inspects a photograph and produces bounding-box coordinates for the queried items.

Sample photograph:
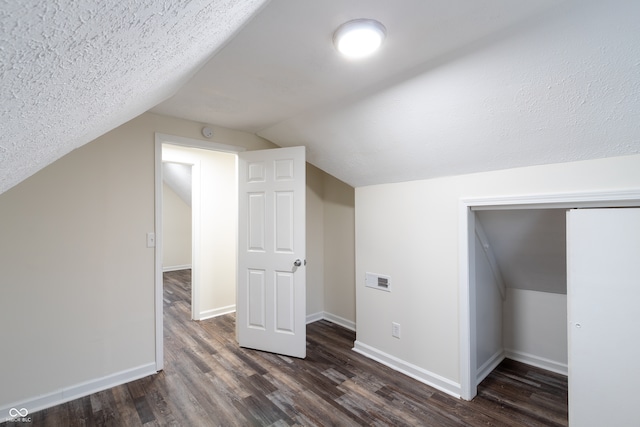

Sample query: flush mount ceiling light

[333,19,386,59]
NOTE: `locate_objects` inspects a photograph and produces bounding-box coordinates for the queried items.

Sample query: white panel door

[237,146,306,358]
[567,208,640,426]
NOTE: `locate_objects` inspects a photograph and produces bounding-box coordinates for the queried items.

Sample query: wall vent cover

[365,272,391,292]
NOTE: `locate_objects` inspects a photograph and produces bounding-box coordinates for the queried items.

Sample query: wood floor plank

[4,269,568,426]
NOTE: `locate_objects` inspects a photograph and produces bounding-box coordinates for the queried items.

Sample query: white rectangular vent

[365,272,391,292]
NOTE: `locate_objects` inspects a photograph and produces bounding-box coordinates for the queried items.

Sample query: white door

[237,146,306,358]
[567,208,640,426]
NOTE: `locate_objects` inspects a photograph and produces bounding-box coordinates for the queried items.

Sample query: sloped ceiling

[0,0,268,195]
[154,0,640,187]
[2,0,639,194]
[476,209,567,295]
[163,162,192,207]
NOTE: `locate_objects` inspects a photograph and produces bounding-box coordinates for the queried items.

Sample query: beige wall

[0,111,356,411]
[322,172,356,327]
[305,164,356,328]
[162,182,192,269]
[306,164,325,317]
[355,154,640,391]
[0,116,158,408]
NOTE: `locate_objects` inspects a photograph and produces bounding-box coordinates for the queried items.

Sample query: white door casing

[567,208,640,426]
[237,146,306,358]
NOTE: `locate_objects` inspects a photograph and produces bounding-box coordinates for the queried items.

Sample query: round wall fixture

[333,19,386,59]
[202,127,213,138]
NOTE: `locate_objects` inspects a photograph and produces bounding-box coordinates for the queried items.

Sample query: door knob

[293,259,306,267]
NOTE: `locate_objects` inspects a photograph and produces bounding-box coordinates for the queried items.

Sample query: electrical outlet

[392,322,401,339]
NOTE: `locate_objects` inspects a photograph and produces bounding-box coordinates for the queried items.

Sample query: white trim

[476,349,505,384]
[154,136,164,371]
[352,341,461,398]
[458,200,475,400]
[504,349,568,376]
[306,311,324,324]
[155,133,246,154]
[459,189,640,400]
[0,363,156,417]
[305,311,357,331]
[162,265,192,272]
[467,189,640,210]
[199,305,236,321]
[323,312,356,331]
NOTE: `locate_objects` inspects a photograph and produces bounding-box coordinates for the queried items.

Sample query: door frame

[154,133,245,371]
[458,189,640,400]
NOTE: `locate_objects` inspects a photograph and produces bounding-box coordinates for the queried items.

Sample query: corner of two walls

[306,164,356,331]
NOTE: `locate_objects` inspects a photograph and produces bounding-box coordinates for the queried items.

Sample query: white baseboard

[476,349,505,384]
[352,341,461,398]
[198,305,236,321]
[162,265,192,272]
[306,311,324,324]
[0,363,157,418]
[306,311,356,331]
[504,348,568,376]
[323,312,356,331]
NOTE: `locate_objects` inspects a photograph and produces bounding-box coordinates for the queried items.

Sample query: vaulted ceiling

[2,0,639,193]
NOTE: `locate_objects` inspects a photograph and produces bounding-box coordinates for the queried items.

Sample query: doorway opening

[154,133,244,370]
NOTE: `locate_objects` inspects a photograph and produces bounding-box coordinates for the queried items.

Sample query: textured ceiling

[3,0,639,193]
[154,0,640,187]
[0,0,267,194]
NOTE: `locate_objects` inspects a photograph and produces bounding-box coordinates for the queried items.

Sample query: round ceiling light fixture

[333,19,386,59]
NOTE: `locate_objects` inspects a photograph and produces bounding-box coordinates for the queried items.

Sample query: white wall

[162,182,192,270]
[503,288,567,374]
[474,236,503,381]
[163,145,237,319]
[355,154,640,395]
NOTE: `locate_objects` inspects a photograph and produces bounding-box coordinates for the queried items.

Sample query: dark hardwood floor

[4,270,567,426]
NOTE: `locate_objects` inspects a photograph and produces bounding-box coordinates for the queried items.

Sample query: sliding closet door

[567,208,640,426]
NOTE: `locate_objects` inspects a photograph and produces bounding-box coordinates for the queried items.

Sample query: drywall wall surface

[475,236,503,375]
[355,154,640,385]
[0,111,277,409]
[0,117,156,407]
[162,182,192,269]
[503,288,567,369]
[323,173,356,326]
[306,164,325,317]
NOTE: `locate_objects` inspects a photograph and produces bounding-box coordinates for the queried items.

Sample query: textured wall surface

[0,0,267,194]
